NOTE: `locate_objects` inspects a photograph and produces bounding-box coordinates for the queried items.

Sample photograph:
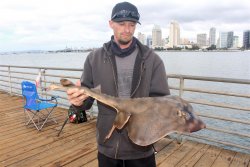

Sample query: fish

[48,79,206,146]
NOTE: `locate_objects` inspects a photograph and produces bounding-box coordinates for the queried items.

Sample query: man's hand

[66,80,89,106]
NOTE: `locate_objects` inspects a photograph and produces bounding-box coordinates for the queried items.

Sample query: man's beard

[117,39,132,45]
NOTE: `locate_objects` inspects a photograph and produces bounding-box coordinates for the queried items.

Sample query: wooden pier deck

[0,91,249,167]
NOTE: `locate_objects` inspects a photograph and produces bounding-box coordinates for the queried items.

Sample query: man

[67,2,170,167]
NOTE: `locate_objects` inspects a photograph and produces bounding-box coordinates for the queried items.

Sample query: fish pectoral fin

[114,111,131,129]
[104,125,116,143]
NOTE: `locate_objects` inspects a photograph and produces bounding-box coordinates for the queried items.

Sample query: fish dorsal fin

[60,78,75,87]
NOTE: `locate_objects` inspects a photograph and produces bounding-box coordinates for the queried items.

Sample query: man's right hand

[66,80,89,106]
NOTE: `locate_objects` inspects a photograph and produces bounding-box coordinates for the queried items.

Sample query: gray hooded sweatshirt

[78,38,170,160]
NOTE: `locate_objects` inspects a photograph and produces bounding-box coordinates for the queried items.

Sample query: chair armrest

[38,96,59,103]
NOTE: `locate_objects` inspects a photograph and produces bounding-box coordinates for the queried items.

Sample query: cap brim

[112,17,141,25]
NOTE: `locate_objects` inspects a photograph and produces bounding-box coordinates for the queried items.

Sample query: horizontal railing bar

[169,86,250,98]
[0,74,9,78]
[198,113,250,125]
[206,126,250,138]
[184,133,250,152]
[185,87,250,98]
[189,99,250,112]
[0,84,9,88]
[0,69,8,73]
[0,65,83,71]
[43,73,80,79]
[8,70,38,76]
[0,79,9,83]
[168,74,250,85]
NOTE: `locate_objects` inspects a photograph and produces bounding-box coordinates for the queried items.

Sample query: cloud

[0,0,250,51]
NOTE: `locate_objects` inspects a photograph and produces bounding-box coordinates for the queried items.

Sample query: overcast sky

[1,0,250,52]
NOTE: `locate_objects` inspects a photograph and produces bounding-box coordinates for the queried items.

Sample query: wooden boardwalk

[0,91,249,167]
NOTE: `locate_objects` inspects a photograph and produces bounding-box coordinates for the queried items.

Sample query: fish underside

[48,79,206,146]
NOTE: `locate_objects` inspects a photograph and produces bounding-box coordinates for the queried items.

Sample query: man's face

[109,20,137,46]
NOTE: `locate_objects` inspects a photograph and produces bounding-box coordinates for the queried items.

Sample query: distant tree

[207,44,216,50]
[190,45,199,50]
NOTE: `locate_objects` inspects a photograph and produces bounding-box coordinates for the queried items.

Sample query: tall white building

[233,36,239,48]
[137,32,145,45]
[169,21,180,48]
[219,31,234,48]
[219,32,228,48]
[197,34,207,47]
[146,35,152,48]
[209,27,216,46]
[227,31,234,48]
[152,25,162,48]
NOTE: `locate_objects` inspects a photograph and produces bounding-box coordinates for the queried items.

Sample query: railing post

[42,69,47,98]
[8,66,12,95]
[179,77,184,97]
[177,76,185,143]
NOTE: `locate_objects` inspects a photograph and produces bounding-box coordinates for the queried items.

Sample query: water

[1,51,250,80]
[1,51,250,154]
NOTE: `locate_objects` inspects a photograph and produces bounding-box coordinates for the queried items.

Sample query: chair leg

[24,107,57,131]
[38,107,57,130]
[45,108,57,124]
[25,109,40,131]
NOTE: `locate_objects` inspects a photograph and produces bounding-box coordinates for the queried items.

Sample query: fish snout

[188,119,206,133]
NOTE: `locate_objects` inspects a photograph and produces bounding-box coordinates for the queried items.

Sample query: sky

[0,0,250,52]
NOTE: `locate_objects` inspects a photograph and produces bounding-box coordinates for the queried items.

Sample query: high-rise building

[169,21,180,48]
[243,30,250,49]
[137,32,145,45]
[219,32,228,48]
[227,31,234,48]
[209,27,216,46]
[152,25,162,48]
[233,36,239,48]
[219,31,234,48]
[146,35,152,48]
[197,34,207,47]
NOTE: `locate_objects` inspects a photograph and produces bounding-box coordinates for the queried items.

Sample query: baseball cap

[111,2,141,24]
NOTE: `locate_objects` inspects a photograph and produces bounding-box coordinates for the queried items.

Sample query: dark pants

[98,152,156,167]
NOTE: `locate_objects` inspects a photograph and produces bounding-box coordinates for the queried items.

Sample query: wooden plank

[229,152,250,167]
[158,141,197,167]
[156,140,186,166]
[211,149,236,167]
[153,137,173,153]
[6,130,96,166]
[0,121,96,162]
[193,145,222,167]
[1,122,96,166]
[83,159,99,167]
[175,141,206,167]
[59,149,98,167]
[179,144,210,167]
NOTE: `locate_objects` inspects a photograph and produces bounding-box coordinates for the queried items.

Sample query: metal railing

[0,64,249,154]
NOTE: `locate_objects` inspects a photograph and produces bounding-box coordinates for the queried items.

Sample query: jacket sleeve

[73,52,95,110]
[149,55,170,97]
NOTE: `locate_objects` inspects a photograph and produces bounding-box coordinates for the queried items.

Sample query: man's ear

[109,20,114,29]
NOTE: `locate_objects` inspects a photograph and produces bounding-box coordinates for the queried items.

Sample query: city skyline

[138,22,247,49]
[1,0,250,52]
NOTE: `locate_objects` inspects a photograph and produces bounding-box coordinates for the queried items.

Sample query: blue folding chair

[21,81,58,131]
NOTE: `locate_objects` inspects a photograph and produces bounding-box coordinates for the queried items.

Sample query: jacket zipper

[115,135,121,159]
[130,61,145,97]
[108,55,118,97]
[107,55,120,158]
